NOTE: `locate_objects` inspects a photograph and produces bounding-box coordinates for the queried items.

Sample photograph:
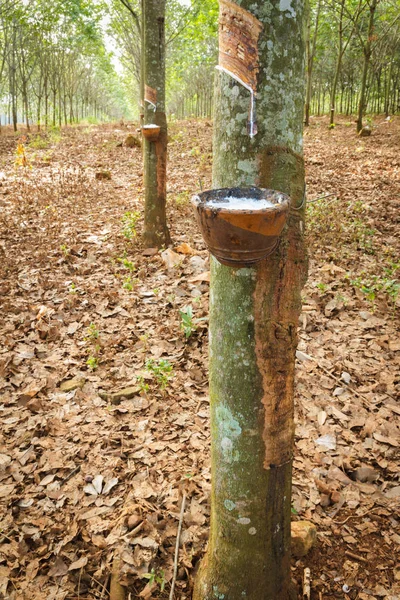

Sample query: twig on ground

[345,550,368,563]
[303,567,311,600]
[169,491,187,600]
[110,558,125,600]
[60,464,81,486]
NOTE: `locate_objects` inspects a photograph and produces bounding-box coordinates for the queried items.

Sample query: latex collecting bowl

[142,124,161,141]
[191,187,290,267]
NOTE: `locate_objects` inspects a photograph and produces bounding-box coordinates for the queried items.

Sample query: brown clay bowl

[191,187,290,267]
[142,124,161,141]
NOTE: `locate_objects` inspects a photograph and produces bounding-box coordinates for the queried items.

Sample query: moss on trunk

[194,0,307,598]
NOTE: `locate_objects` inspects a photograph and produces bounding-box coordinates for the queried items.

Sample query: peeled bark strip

[142,0,171,248]
[193,0,307,598]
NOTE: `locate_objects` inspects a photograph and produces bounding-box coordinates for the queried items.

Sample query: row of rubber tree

[124,1,307,600]
[114,0,400,128]
[305,0,400,131]
[0,0,130,130]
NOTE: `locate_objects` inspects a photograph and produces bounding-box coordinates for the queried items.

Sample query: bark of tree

[305,0,321,126]
[142,0,171,248]
[193,1,307,599]
[357,0,377,132]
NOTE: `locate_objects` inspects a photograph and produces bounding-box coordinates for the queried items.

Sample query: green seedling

[316,282,328,293]
[122,276,138,291]
[145,358,173,390]
[117,257,136,272]
[122,211,140,240]
[180,305,196,338]
[179,305,207,339]
[60,244,70,257]
[142,569,165,592]
[69,282,77,294]
[137,375,149,394]
[86,356,98,371]
[350,272,399,311]
[86,323,99,341]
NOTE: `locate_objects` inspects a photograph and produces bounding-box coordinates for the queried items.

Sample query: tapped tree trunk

[357,0,377,132]
[142,0,171,248]
[193,1,307,599]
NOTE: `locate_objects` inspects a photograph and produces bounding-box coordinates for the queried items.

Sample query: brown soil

[0,116,399,600]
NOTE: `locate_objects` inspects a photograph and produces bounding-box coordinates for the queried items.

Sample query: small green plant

[139,333,149,349]
[137,375,149,394]
[117,256,136,272]
[349,271,399,311]
[153,287,160,296]
[179,305,207,339]
[86,356,98,371]
[180,305,196,338]
[86,323,99,341]
[69,282,77,294]
[175,191,190,205]
[60,244,70,257]
[29,135,50,150]
[316,282,328,293]
[122,276,138,291]
[142,568,165,592]
[145,359,173,390]
[122,211,141,239]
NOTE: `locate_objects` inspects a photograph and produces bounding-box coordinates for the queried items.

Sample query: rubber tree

[142,0,171,248]
[356,0,378,132]
[193,1,308,599]
[305,0,321,126]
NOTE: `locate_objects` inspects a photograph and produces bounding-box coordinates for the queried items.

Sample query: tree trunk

[305,0,321,126]
[142,0,171,248]
[193,1,307,599]
[357,0,377,132]
[384,60,392,117]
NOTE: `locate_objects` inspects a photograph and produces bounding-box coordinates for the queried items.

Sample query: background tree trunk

[193,1,308,599]
[357,0,377,132]
[142,0,171,248]
[305,0,321,126]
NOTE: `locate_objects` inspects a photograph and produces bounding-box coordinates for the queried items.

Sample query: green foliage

[175,191,190,205]
[86,355,98,371]
[29,135,50,150]
[145,359,173,390]
[60,244,70,257]
[179,305,196,338]
[122,276,138,291]
[122,211,141,240]
[117,256,136,272]
[86,323,99,341]
[179,305,207,338]
[316,282,328,293]
[349,262,399,310]
[142,569,166,592]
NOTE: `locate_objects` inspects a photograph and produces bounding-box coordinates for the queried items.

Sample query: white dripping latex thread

[216,64,257,138]
[145,99,156,111]
[203,197,279,210]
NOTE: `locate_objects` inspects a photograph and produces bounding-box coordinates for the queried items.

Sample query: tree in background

[0,0,132,129]
[142,0,171,248]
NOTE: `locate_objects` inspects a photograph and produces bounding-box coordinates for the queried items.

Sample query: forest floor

[0,115,399,600]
